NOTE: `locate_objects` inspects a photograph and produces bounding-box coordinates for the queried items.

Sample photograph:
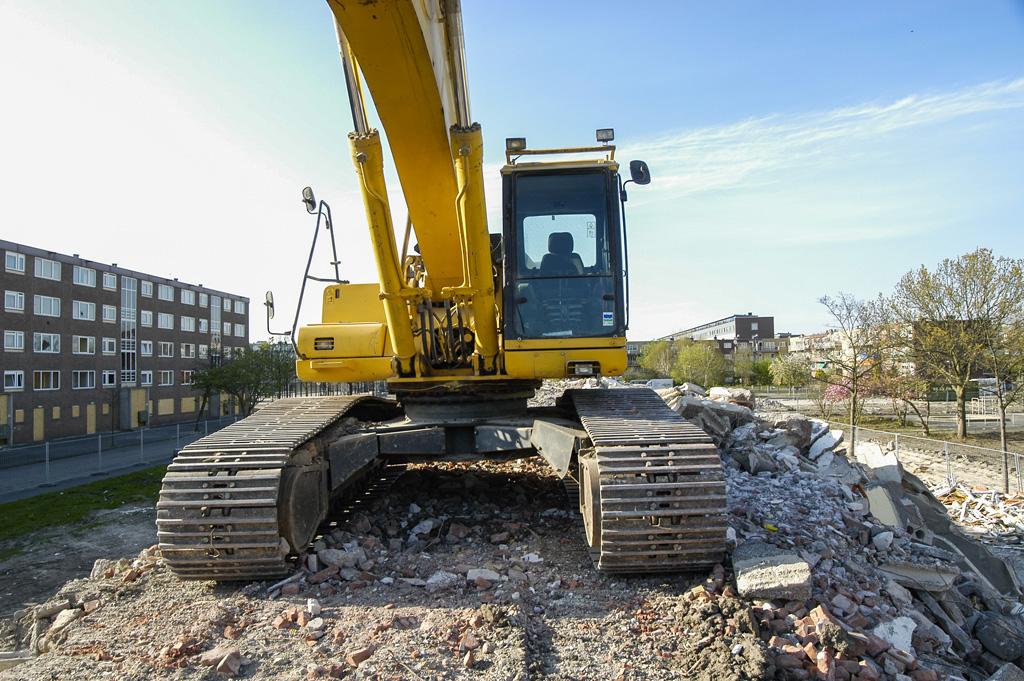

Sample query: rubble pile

[660,384,1024,681]
[936,486,1024,547]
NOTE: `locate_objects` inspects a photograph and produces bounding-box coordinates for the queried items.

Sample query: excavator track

[157,396,380,581]
[567,388,727,573]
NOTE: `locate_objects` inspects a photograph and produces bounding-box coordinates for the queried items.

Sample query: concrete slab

[733,541,812,601]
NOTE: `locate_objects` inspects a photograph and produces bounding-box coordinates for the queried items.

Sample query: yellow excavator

[157,0,726,580]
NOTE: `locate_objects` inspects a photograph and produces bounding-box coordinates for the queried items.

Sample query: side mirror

[301,186,317,214]
[264,290,275,320]
[629,160,651,185]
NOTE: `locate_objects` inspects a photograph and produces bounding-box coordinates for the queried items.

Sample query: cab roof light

[505,137,527,152]
[596,128,615,143]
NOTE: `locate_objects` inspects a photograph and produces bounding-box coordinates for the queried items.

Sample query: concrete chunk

[989,663,1024,681]
[854,441,903,483]
[732,541,812,601]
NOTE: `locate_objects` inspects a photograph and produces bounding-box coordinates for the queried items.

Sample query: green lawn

[0,465,166,545]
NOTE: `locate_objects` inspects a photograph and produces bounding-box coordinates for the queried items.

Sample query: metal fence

[829,421,1024,494]
[0,415,239,497]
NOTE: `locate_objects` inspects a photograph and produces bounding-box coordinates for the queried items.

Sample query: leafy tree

[192,342,295,418]
[639,340,678,378]
[732,345,755,385]
[770,353,811,389]
[871,365,932,435]
[672,340,727,387]
[891,249,998,440]
[751,360,773,386]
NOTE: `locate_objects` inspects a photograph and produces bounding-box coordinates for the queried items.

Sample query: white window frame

[4,370,25,391]
[181,343,195,359]
[102,272,117,290]
[223,321,231,335]
[34,258,61,281]
[140,280,153,297]
[32,370,60,391]
[102,304,117,323]
[181,369,195,385]
[4,252,25,274]
[73,265,96,287]
[181,289,195,305]
[101,370,117,387]
[159,341,174,358]
[33,295,60,317]
[73,335,96,354]
[233,300,245,315]
[101,337,117,355]
[140,310,153,327]
[234,323,245,338]
[199,292,208,308]
[140,370,153,386]
[223,347,232,359]
[73,300,96,321]
[4,330,24,351]
[157,284,174,301]
[158,370,174,386]
[223,298,232,312]
[140,340,153,356]
[199,344,208,359]
[199,318,209,333]
[157,312,174,329]
[72,370,96,390]
[32,332,60,353]
[180,316,195,332]
[4,290,25,312]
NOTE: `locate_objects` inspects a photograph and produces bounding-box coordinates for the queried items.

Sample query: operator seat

[539,232,584,276]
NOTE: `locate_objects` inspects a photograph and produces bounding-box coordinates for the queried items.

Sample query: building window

[4,370,24,391]
[181,370,195,385]
[4,330,24,351]
[199,292,208,308]
[102,272,117,290]
[34,257,61,281]
[102,337,117,355]
[157,284,174,301]
[33,332,60,353]
[223,347,232,360]
[199,344,208,359]
[181,289,195,305]
[140,370,153,386]
[233,300,245,315]
[102,305,117,323]
[72,370,96,389]
[33,370,60,391]
[751,322,759,332]
[180,316,195,332]
[4,290,25,312]
[102,370,117,387]
[181,343,195,359]
[140,340,153,356]
[157,312,174,329]
[72,300,96,320]
[73,265,96,287]
[159,370,174,386]
[199,318,209,333]
[159,341,174,357]
[140,310,153,327]
[4,252,25,273]
[33,295,60,317]
[73,335,96,354]
[141,280,153,297]
[223,298,231,312]
[234,323,245,338]
[223,321,231,336]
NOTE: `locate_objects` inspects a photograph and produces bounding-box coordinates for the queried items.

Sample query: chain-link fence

[0,416,239,498]
[829,422,1024,494]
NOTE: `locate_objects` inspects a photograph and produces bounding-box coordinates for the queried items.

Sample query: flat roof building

[660,313,775,344]
[1,239,249,445]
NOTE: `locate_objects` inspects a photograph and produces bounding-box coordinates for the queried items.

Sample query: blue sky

[1,1,1021,340]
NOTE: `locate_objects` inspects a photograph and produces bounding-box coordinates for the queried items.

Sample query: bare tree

[817,293,892,456]
[770,353,811,389]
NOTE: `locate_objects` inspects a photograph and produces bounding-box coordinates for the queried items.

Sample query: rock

[90,559,116,579]
[200,644,240,666]
[425,570,460,593]
[307,598,321,616]
[521,553,543,563]
[830,593,854,614]
[281,583,300,596]
[306,617,325,631]
[975,612,1024,661]
[48,608,83,636]
[733,541,812,601]
[989,663,1024,681]
[855,441,904,483]
[318,548,360,569]
[33,599,71,620]
[463,650,475,668]
[346,647,373,666]
[877,560,959,591]
[883,579,913,607]
[709,386,755,408]
[808,429,842,460]
[872,531,895,552]
[732,447,779,475]
[872,616,917,655]
[467,568,501,583]
[216,650,242,677]
[410,519,436,536]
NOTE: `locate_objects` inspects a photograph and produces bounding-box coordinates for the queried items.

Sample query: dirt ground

[0,503,157,619]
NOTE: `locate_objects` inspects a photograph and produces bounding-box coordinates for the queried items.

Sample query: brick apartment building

[1,240,249,444]
[659,313,776,359]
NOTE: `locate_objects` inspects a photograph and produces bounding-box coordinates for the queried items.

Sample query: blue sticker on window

[602,312,614,327]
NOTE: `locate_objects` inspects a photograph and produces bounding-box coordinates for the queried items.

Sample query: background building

[1,240,249,444]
